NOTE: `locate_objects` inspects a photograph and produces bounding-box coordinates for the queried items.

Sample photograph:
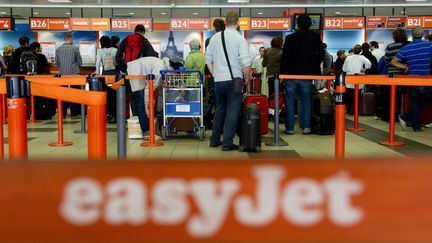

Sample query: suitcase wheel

[199,126,205,141]
[239,145,245,152]
[255,146,261,153]
[161,125,168,140]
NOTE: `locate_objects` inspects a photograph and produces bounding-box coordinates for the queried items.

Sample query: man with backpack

[11,36,37,74]
[115,24,158,136]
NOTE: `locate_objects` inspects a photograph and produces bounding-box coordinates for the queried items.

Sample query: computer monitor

[294,13,322,31]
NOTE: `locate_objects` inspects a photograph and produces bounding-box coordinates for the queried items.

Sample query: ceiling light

[0,11,7,14]
[48,0,72,3]
[257,12,263,15]
[129,12,135,15]
[33,12,39,15]
[161,12,167,15]
[335,11,341,14]
[228,0,250,2]
[193,12,199,15]
[405,0,428,1]
[65,12,71,15]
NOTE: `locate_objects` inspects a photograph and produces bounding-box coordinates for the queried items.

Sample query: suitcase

[249,74,261,94]
[33,97,56,120]
[312,89,335,135]
[243,76,268,135]
[239,104,261,152]
[359,92,376,116]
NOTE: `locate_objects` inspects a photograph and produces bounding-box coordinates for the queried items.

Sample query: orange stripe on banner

[0,79,5,95]
[99,75,116,84]
[345,75,432,86]
[279,75,335,80]
[31,82,106,106]
[0,159,432,242]
[26,76,87,86]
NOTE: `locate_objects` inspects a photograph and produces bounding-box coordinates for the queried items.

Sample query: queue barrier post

[87,76,107,160]
[6,76,29,160]
[335,71,346,159]
[347,83,366,132]
[29,95,41,124]
[74,84,87,134]
[141,74,164,147]
[115,74,127,159]
[1,94,5,123]
[379,74,405,147]
[48,99,73,147]
[266,74,288,147]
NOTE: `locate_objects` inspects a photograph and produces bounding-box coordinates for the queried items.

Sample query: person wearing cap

[185,39,205,79]
[391,26,432,132]
[334,49,346,75]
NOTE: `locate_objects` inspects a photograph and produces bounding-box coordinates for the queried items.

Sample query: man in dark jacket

[10,36,32,74]
[280,14,324,135]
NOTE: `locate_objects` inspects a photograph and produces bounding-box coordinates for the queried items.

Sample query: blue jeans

[211,80,243,149]
[284,80,312,132]
[133,90,149,134]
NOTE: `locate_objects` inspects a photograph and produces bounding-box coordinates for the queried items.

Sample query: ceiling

[1,0,432,21]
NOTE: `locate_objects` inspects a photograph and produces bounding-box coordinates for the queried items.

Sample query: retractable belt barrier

[280,73,432,159]
[0,76,107,160]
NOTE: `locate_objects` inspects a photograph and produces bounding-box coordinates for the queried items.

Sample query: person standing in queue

[96,35,119,123]
[115,24,158,136]
[30,42,49,74]
[263,36,283,98]
[280,13,325,135]
[205,10,252,151]
[56,33,82,118]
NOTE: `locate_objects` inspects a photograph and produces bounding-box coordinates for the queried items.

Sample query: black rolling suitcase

[239,104,261,152]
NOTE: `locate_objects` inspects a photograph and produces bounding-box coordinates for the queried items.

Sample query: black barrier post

[266,74,288,147]
[74,83,87,134]
[335,71,346,159]
[115,74,127,159]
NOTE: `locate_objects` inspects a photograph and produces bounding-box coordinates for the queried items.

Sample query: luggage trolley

[160,68,205,141]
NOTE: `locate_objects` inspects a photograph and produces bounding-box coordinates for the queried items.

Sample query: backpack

[102,48,115,71]
[124,34,143,63]
[20,48,38,74]
[312,88,335,135]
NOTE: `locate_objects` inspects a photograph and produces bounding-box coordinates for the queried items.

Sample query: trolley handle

[160,69,203,84]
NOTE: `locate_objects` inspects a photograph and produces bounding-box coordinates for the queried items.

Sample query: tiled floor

[2,114,432,160]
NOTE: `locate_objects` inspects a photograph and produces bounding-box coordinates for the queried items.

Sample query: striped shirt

[384,42,409,75]
[56,43,82,75]
[395,39,432,76]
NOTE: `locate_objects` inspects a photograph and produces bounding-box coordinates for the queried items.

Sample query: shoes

[302,128,311,135]
[425,123,432,128]
[398,115,407,131]
[222,144,239,151]
[284,130,295,135]
[210,142,221,147]
[143,135,162,141]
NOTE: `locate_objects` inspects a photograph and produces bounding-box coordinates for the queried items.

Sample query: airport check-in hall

[0,0,432,242]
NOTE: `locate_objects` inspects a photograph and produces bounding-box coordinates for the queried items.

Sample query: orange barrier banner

[0,159,431,242]
[0,78,5,95]
[25,76,87,86]
[31,82,106,106]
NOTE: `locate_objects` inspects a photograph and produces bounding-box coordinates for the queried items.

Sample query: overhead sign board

[0,18,13,31]
[250,18,291,30]
[111,18,153,31]
[170,18,210,30]
[324,17,365,29]
[29,18,70,31]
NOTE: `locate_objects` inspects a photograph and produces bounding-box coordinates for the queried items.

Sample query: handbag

[221,30,245,95]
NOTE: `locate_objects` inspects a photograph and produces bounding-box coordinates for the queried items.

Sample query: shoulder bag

[221,30,245,95]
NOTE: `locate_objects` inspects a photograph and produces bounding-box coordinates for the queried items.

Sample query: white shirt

[252,56,264,74]
[342,54,371,89]
[95,47,117,74]
[205,29,251,82]
[371,49,385,62]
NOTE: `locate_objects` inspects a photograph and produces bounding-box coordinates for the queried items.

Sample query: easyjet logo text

[59,166,364,238]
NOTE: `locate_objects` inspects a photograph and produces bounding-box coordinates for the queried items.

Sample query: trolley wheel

[239,145,245,152]
[255,146,261,153]
[199,126,205,141]
[161,125,168,140]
